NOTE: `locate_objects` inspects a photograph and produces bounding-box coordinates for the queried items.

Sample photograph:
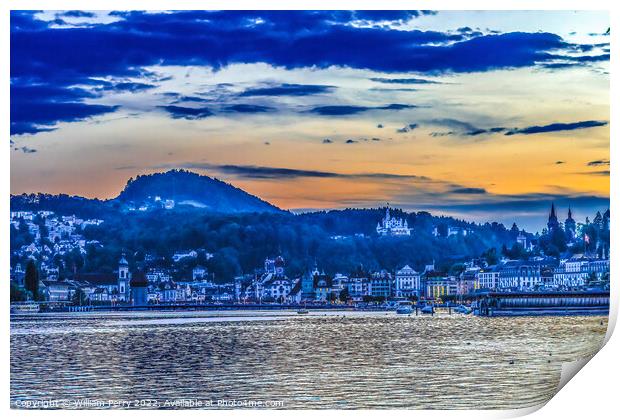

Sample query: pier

[476,291,610,316]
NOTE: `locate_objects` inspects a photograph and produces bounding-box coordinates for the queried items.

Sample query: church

[376,207,411,236]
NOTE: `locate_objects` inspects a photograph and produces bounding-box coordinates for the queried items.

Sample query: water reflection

[10,311,607,409]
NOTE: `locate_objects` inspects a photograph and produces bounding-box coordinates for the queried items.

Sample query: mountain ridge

[10,169,283,216]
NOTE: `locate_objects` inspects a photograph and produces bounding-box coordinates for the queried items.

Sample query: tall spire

[547,202,559,232]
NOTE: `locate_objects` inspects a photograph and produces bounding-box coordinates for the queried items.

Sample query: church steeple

[547,203,559,232]
[565,205,576,239]
[549,203,556,219]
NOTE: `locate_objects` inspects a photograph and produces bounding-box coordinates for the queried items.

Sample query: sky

[10,10,610,231]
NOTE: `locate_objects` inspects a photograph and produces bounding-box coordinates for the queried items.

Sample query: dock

[476,291,610,316]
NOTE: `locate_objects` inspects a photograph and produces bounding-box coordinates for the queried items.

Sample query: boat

[395,300,413,314]
[297,309,309,314]
[420,304,434,314]
[454,304,473,315]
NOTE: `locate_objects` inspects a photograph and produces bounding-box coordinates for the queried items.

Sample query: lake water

[10,310,607,409]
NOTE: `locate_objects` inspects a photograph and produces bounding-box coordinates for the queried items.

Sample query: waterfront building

[376,207,411,236]
[242,256,294,302]
[497,261,542,291]
[553,255,610,288]
[75,272,118,301]
[369,270,392,298]
[395,265,420,297]
[458,267,481,295]
[313,270,333,302]
[289,279,303,303]
[300,269,316,301]
[117,254,131,302]
[331,273,348,294]
[424,272,457,300]
[157,280,180,302]
[346,266,370,302]
[476,266,499,291]
[41,280,74,302]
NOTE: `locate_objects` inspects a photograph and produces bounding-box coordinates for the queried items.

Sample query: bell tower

[118,253,130,301]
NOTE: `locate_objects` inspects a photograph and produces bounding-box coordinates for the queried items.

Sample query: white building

[553,256,610,288]
[476,267,499,290]
[498,261,542,291]
[376,207,411,236]
[192,266,208,281]
[172,250,198,262]
[395,265,420,297]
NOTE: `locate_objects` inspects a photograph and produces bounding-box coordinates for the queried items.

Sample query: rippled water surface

[11,311,607,409]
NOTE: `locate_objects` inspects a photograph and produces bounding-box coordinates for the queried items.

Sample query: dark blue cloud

[10,81,118,135]
[168,162,431,180]
[587,159,610,167]
[450,187,487,194]
[239,84,334,97]
[309,103,415,115]
[158,105,213,120]
[429,119,608,138]
[370,77,440,84]
[465,127,506,136]
[396,123,419,133]
[17,146,37,154]
[223,104,275,113]
[11,12,603,79]
[60,11,96,18]
[11,11,608,135]
[505,120,608,135]
[580,170,610,176]
[102,81,157,93]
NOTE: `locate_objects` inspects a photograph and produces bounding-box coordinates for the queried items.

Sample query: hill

[114,170,282,213]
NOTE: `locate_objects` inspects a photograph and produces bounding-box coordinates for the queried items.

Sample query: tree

[10,283,28,302]
[339,287,350,302]
[482,247,499,265]
[72,288,88,305]
[509,223,520,239]
[24,259,39,301]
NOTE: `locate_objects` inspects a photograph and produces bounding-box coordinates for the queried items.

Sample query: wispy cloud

[396,123,419,133]
[586,159,610,166]
[505,120,608,135]
[158,105,213,120]
[428,119,608,138]
[223,104,275,113]
[309,103,416,116]
[239,83,334,97]
[370,77,441,84]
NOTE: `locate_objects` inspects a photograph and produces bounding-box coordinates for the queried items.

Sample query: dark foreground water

[10,311,607,409]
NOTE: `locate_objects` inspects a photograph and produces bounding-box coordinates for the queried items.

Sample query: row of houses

[23,252,611,305]
[237,254,610,304]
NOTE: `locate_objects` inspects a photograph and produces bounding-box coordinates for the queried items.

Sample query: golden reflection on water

[10,311,607,409]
